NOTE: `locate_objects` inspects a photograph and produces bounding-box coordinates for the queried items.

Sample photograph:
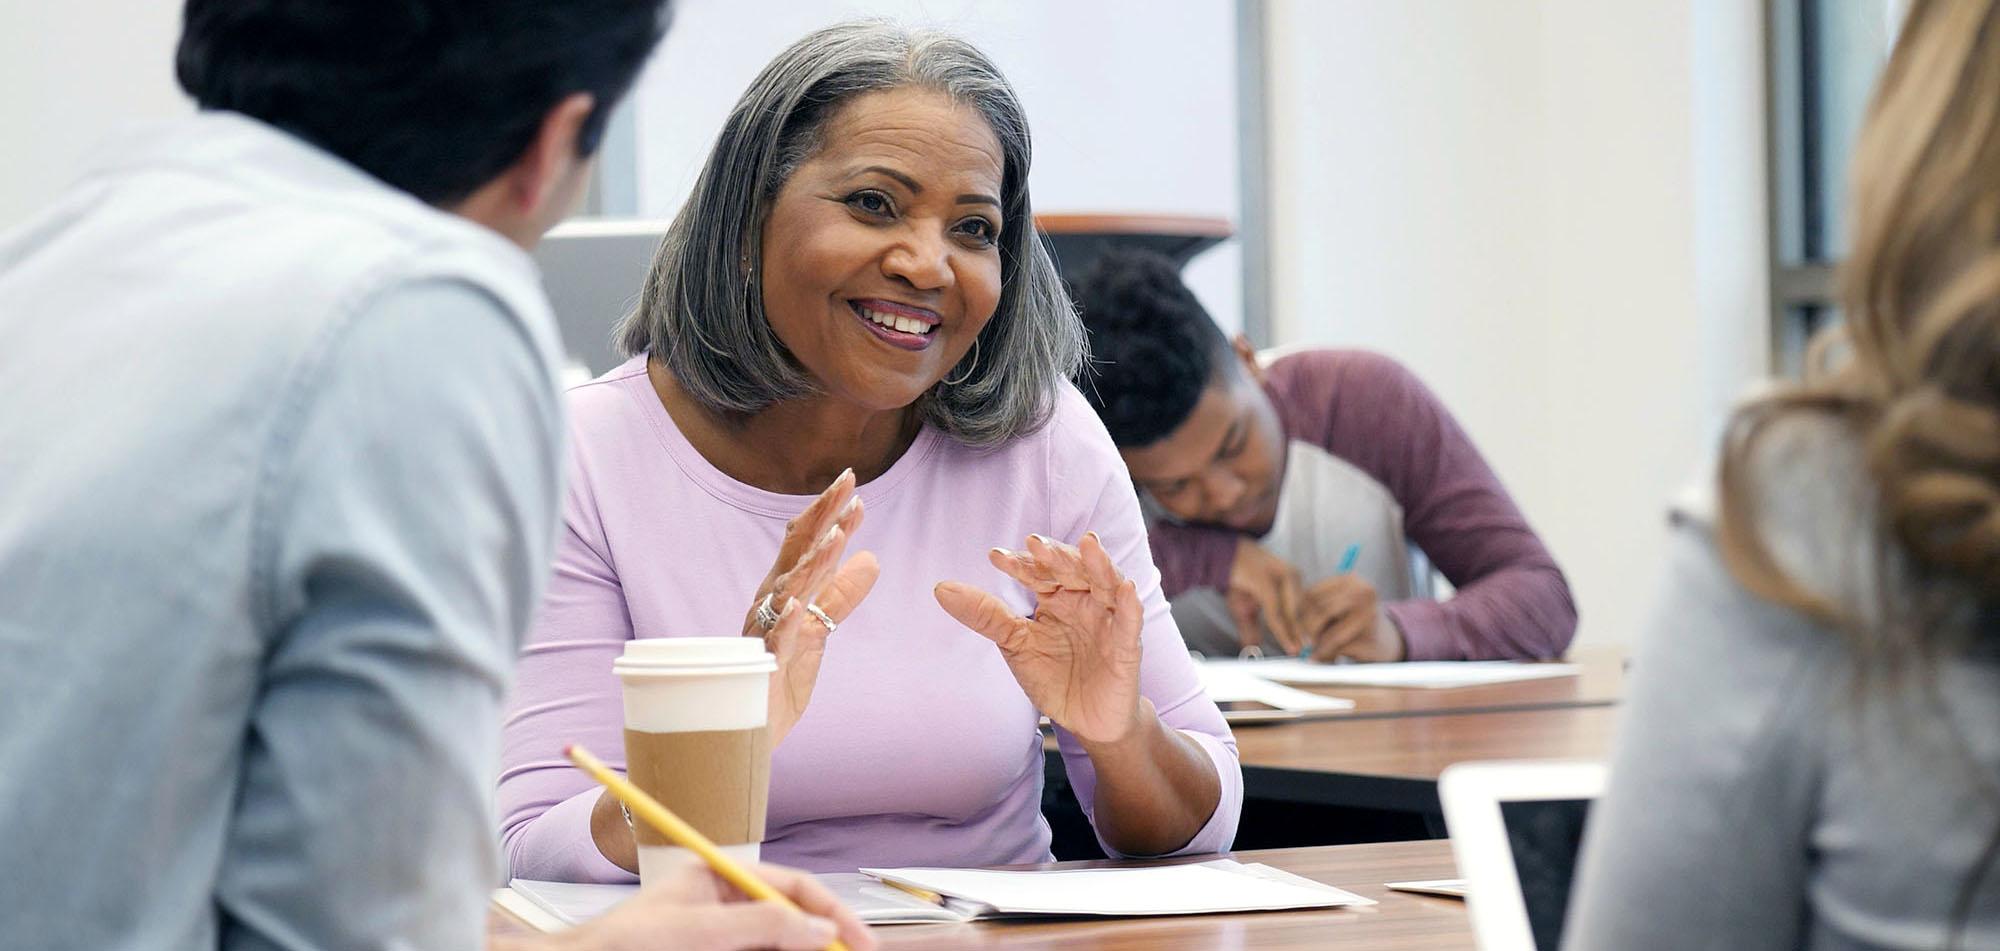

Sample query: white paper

[1201,658,1580,689]
[505,879,632,928]
[1385,878,1469,898]
[859,859,1364,917]
[1197,665,1356,712]
[505,874,976,927]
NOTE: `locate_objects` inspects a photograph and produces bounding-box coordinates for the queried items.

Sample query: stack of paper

[1200,658,1580,690]
[496,859,1373,931]
[1195,664,1355,721]
[499,874,981,927]
[859,859,1372,918]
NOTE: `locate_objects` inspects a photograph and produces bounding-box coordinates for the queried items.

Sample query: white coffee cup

[613,637,776,883]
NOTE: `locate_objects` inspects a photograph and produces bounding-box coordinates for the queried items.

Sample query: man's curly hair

[1072,249,1233,448]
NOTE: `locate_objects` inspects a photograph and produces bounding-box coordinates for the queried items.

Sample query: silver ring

[805,603,837,634]
[1238,644,1265,660]
[754,592,782,631]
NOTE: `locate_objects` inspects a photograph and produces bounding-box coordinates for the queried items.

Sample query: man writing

[1073,250,1576,662]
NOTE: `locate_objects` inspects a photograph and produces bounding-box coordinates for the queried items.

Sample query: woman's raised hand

[933,532,1144,745]
[746,469,880,745]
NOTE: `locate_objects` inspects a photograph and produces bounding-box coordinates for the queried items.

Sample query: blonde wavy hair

[1718,0,2000,667]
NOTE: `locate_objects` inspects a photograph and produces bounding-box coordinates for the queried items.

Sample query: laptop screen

[1498,798,1592,951]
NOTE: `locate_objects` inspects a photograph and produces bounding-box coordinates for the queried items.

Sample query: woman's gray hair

[615,19,1084,448]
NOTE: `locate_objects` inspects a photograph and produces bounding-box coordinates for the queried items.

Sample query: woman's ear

[1232,334,1266,384]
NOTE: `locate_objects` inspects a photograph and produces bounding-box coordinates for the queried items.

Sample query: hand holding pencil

[1298,544,1405,663]
[552,745,876,951]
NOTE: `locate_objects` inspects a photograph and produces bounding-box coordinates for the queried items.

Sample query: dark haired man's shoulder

[1264,346,1422,406]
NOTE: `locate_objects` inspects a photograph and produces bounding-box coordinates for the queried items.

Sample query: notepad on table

[499,874,980,928]
[496,860,1372,931]
[1196,663,1356,721]
[1201,658,1580,689]
[857,859,1373,918]
[1385,877,1469,898]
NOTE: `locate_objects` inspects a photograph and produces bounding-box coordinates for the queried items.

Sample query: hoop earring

[943,338,980,386]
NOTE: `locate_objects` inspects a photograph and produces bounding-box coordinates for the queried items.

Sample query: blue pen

[1302,543,1364,660]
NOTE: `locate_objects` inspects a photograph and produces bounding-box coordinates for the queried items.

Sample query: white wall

[0,2,190,227]
[628,0,1245,331]
[1265,0,1769,648]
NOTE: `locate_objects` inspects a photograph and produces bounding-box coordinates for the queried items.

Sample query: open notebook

[1195,662,1355,722]
[1200,658,1581,690]
[496,860,1373,930]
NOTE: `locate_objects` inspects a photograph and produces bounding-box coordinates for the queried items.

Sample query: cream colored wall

[0,2,190,227]
[0,0,1772,648]
[1263,0,1769,648]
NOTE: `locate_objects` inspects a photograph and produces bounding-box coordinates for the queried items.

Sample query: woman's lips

[848,299,939,352]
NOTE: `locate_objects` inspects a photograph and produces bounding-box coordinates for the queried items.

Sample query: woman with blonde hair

[1566,1,2000,947]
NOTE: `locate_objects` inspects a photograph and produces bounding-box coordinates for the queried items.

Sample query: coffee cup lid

[614,636,776,677]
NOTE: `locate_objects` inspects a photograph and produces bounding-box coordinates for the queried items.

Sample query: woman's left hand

[934,532,1143,745]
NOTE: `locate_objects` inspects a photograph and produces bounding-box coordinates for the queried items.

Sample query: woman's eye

[846,191,893,216]
[955,217,999,245]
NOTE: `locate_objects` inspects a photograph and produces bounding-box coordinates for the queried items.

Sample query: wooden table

[1215,649,1626,816]
[1225,648,1625,815]
[1297,648,1626,720]
[1236,706,1622,813]
[491,840,1471,950]
[873,840,1466,950]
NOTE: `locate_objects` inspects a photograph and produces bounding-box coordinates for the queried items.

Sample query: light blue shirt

[0,113,565,950]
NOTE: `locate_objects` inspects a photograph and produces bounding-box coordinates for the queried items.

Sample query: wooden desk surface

[489,841,1467,950]
[1235,705,1622,811]
[874,840,1466,950]
[1302,648,1625,720]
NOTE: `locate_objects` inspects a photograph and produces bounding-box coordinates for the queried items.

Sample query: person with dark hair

[1567,1,2000,946]
[0,3,870,950]
[1074,249,1576,662]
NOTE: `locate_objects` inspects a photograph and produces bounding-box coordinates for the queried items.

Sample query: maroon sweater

[1149,350,1578,660]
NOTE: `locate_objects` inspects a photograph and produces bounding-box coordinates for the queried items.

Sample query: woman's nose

[882,229,953,291]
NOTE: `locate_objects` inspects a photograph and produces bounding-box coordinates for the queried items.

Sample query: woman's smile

[846,297,940,351]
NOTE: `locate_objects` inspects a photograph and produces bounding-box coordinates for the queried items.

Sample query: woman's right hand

[745,469,880,746]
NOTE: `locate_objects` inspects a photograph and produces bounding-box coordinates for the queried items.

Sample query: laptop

[1437,759,1606,951]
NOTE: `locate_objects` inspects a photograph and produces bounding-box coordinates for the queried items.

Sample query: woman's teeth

[860,307,935,335]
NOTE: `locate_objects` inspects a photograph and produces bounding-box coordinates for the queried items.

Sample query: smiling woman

[497,20,1243,880]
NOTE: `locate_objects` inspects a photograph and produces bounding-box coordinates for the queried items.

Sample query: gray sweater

[1565,417,2000,950]
[0,114,564,950]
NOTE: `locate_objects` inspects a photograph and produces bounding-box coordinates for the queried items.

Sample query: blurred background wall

[1,1,1896,650]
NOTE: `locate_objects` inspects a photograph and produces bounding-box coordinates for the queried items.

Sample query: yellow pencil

[565,744,851,951]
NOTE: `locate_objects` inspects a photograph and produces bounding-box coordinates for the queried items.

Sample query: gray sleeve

[215,280,562,951]
[1563,518,1835,951]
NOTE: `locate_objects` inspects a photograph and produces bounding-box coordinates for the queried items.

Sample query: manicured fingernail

[1029,534,1051,545]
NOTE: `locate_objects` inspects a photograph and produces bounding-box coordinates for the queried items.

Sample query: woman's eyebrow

[849,164,923,193]
[957,193,1001,208]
